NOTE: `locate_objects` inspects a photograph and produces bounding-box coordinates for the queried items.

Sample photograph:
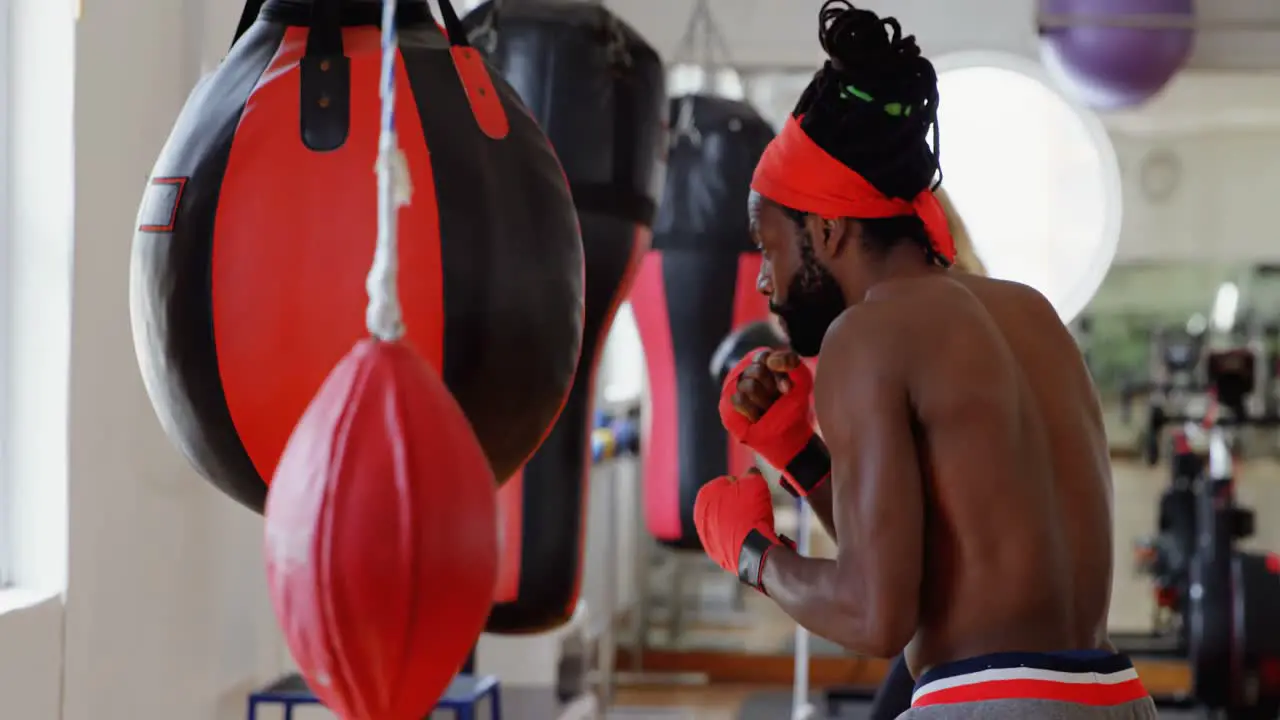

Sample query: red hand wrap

[718,349,828,496]
[693,472,791,592]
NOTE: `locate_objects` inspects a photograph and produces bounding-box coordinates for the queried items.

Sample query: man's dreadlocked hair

[782,1,944,264]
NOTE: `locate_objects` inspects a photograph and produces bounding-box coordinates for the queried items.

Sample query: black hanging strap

[229,0,350,150]
[303,0,345,56]
[233,0,438,50]
[232,0,267,49]
[435,0,472,47]
[298,0,351,151]
[231,0,459,151]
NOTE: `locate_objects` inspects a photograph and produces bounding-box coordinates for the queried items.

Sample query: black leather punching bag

[631,94,776,550]
[130,0,583,513]
[464,0,666,633]
[710,320,788,388]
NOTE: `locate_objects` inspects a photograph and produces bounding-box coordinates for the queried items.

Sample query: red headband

[751,116,955,264]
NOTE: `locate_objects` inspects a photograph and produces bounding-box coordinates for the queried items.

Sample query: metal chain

[670,0,739,148]
[671,0,734,75]
[463,0,501,54]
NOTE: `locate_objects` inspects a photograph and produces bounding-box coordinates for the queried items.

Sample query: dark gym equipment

[1162,327,1208,376]
[1186,446,1280,716]
[132,0,583,513]
[710,320,788,388]
[463,0,667,634]
[1131,346,1280,718]
[1132,432,1201,642]
[632,94,776,550]
[1264,323,1280,419]
[1119,324,1208,465]
[1119,325,1205,402]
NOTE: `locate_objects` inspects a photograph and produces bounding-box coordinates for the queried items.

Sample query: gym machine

[1131,345,1280,718]
[1124,331,1227,651]
[1118,322,1209,464]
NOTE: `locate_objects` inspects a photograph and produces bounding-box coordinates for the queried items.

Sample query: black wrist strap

[737,530,774,589]
[784,435,832,496]
[738,529,796,592]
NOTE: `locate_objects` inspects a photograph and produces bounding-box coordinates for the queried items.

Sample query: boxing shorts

[900,650,1158,719]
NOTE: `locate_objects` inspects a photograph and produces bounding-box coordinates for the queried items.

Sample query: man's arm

[760,310,924,657]
[763,430,837,540]
[800,476,837,542]
[806,417,838,541]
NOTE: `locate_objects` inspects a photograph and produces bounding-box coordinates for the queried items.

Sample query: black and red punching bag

[130,0,584,514]
[632,94,776,550]
[464,0,667,633]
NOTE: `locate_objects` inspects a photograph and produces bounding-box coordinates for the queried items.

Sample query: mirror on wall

[1077,262,1280,455]
[628,261,1280,662]
[620,61,1280,670]
[628,58,1131,662]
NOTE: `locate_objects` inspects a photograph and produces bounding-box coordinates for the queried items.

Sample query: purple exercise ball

[1039,0,1194,109]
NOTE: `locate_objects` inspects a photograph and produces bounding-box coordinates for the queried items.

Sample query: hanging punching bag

[265,342,498,720]
[710,320,787,388]
[632,94,775,550]
[130,0,583,514]
[463,0,667,633]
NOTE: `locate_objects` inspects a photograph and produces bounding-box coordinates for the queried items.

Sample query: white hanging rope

[366,0,413,342]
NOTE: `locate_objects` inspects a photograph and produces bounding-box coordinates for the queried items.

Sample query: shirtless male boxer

[861,187,985,719]
[691,3,1157,718]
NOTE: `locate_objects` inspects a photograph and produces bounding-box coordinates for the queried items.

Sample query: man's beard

[769,257,846,358]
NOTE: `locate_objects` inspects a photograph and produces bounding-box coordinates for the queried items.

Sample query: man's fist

[718,348,829,497]
[728,349,805,422]
[693,470,791,591]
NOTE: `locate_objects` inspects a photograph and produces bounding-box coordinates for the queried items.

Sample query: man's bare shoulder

[823,302,891,351]
[812,303,909,445]
[818,302,904,382]
[948,274,1061,321]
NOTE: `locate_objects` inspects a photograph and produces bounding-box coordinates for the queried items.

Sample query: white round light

[933,52,1123,324]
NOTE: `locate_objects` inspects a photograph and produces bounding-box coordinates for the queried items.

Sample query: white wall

[1,0,290,718]
[60,0,288,711]
[0,1,1279,719]
[609,0,1038,70]
[608,0,1280,72]
[1114,129,1280,263]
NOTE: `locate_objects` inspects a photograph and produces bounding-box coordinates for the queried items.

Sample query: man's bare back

[845,273,1115,677]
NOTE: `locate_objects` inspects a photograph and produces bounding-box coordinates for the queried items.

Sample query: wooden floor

[607,457,1280,718]
[613,685,750,718]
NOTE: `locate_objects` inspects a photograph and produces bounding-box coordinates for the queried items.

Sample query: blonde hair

[935,188,987,277]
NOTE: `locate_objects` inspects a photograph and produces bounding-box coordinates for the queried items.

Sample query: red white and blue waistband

[910,650,1149,708]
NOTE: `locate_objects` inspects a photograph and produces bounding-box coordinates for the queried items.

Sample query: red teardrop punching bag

[463,1,667,633]
[632,95,776,550]
[129,0,583,514]
[264,340,498,720]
